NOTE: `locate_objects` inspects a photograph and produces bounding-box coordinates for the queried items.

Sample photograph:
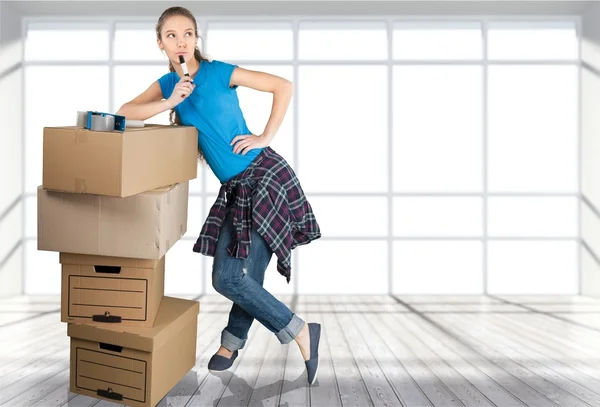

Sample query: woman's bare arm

[116,81,175,121]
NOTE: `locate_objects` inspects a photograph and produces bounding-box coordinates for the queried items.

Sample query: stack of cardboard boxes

[37,123,201,407]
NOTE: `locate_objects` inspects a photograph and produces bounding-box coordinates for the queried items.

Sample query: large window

[24,18,580,295]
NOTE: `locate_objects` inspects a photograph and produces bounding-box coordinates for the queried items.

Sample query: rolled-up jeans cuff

[275,313,305,344]
[221,328,246,351]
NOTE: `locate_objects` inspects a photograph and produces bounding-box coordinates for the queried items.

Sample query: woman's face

[158,15,197,64]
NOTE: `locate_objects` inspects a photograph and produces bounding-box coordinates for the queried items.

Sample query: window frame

[21,15,582,295]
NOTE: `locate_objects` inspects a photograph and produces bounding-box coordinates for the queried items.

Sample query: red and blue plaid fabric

[193,147,321,283]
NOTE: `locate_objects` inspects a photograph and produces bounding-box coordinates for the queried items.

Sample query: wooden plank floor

[1,294,600,406]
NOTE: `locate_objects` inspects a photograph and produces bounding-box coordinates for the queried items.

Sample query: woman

[116,6,322,385]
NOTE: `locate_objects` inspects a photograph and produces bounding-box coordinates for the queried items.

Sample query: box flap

[67,296,199,352]
[145,183,177,194]
[121,124,170,132]
[59,253,160,268]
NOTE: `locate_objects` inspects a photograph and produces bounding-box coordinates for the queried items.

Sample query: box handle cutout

[93,311,122,323]
[94,265,121,274]
[97,388,123,401]
[99,342,123,353]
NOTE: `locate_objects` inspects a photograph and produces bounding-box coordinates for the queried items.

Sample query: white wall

[0,2,24,298]
[581,2,600,298]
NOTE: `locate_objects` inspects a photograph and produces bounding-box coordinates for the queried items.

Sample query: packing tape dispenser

[76,110,145,132]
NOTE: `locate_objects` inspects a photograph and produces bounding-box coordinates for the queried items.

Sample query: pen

[179,55,194,98]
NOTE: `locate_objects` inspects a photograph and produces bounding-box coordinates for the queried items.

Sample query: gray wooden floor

[1,294,600,407]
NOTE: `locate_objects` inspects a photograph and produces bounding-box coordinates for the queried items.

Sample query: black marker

[179,55,193,81]
[179,55,194,98]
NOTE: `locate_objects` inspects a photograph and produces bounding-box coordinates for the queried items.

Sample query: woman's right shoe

[305,322,321,385]
[208,350,238,372]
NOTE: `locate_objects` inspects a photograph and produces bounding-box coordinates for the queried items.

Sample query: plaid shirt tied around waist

[192,147,321,283]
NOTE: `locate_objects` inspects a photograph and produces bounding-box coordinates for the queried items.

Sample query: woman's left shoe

[208,350,238,372]
[304,322,321,385]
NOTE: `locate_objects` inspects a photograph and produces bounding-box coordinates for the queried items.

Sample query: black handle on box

[98,387,123,401]
[99,342,123,353]
[93,311,122,323]
[94,265,121,274]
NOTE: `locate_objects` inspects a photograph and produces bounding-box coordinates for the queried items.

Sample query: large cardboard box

[38,182,188,259]
[68,296,199,407]
[60,253,165,328]
[43,124,198,197]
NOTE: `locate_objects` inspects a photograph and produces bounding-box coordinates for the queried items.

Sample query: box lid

[59,253,161,268]
[67,296,200,352]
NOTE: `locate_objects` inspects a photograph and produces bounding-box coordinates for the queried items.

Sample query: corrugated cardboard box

[38,182,189,259]
[60,253,165,327]
[68,296,199,407]
[43,124,198,197]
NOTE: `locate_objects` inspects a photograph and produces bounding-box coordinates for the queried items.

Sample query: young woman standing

[117,6,322,385]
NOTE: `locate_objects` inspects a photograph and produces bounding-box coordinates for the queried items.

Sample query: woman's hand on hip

[230,134,269,155]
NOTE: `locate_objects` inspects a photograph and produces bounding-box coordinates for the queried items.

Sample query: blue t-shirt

[157,59,263,183]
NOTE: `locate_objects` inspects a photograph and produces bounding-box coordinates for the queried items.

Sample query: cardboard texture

[37,182,189,259]
[68,296,200,407]
[60,253,165,328]
[43,124,198,197]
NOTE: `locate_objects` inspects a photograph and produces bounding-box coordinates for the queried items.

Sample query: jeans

[212,204,304,351]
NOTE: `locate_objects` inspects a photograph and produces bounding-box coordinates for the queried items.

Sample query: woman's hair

[156,6,207,160]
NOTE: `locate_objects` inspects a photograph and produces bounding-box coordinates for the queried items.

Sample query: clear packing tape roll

[76,110,145,132]
[91,114,115,132]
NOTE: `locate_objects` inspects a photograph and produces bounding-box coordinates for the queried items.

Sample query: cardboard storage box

[68,296,199,407]
[60,253,165,328]
[38,182,188,259]
[43,124,198,197]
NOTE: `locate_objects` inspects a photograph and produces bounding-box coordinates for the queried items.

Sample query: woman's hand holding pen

[168,76,195,107]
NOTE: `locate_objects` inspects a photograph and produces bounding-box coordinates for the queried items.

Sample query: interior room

[1,1,600,406]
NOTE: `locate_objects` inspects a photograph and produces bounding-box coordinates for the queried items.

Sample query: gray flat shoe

[208,350,238,371]
[305,322,321,385]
